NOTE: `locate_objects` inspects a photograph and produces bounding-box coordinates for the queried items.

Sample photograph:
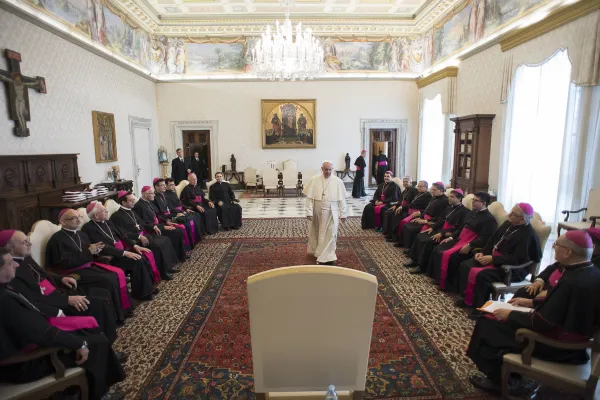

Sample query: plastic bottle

[325,384,338,400]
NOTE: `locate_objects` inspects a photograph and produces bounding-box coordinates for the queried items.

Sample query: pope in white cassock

[304,161,348,265]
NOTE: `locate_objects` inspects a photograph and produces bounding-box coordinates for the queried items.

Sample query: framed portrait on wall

[262,99,316,149]
[92,111,118,163]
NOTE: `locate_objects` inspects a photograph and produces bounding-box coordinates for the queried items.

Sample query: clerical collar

[62,228,78,234]
[140,198,150,203]
[121,206,132,211]
[476,207,488,212]
[563,260,594,270]
[12,256,24,260]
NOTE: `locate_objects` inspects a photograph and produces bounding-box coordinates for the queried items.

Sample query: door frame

[129,116,158,195]
[182,130,212,180]
[360,119,408,185]
[170,120,219,181]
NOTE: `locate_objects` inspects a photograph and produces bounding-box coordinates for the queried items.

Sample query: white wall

[0,9,159,185]
[156,81,419,180]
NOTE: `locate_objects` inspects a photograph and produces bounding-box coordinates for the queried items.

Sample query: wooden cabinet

[450,114,495,195]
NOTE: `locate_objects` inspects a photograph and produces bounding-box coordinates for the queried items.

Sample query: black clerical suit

[109,208,179,277]
[82,220,156,300]
[180,184,219,234]
[512,262,565,300]
[209,181,243,229]
[46,229,129,323]
[382,186,418,236]
[401,194,448,249]
[467,261,600,384]
[361,181,399,229]
[133,199,187,261]
[11,257,118,342]
[352,155,367,198]
[408,203,470,273]
[387,190,431,243]
[171,157,187,184]
[154,191,202,246]
[457,221,542,308]
[190,157,204,183]
[0,285,125,400]
[428,208,498,289]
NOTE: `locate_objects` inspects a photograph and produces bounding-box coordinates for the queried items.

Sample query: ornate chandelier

[251,0,324,81]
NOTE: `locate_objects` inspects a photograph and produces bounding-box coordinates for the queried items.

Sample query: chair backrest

[78,208,90,225]
[244,167,257,185]
[28,220,61,268]
[488,201,509,228]
[445,188,455,197]
[206,179,229,193]
[463,194,474,210]
[585,188,600,220]
[531,212,552,263]
[248,266,377,393]
[104,199,121,218]
[176,180,189,198]
[282,168,297,186]
[263,168,279,186]
[283,159,297,171]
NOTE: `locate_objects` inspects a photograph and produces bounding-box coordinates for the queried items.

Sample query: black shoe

[469,374,500,394]
[139,293,155,301]
[455,299,470,308]
[468,310,483,320]
[408,267,423,274]
[224,227,230,231]
[402,249,410,255]
[171,267,181,273]
[115,351,129,364]
[317,261,335,266]
[184,255,192,260]
[101,391,126,400]
[403,261,417,268]
[153,288,160,295]
[125,309,134,319]
[162,273,174,281]
[394,243,403,248]
[385,237,395,242]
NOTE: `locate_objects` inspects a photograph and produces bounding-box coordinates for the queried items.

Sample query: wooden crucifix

[0,49,46,137]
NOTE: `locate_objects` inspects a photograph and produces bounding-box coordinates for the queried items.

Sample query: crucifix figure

[0,49,46,137]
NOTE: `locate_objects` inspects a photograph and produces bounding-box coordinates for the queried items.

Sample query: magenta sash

[39,279,56,296]
[442,221,455,230]
[419,214,433,232]
[194,195,203,203]
[47,316,99,332]
[171,223,190,247]
[378,161,387,166]
[61,262,131,310]
[188,220,197,244]
[153,215,159,225]
[439,227,479,290]
[356,166,361,170]
[114,240,125,251]
[374,194,386,227]
[175,206,184,211]
[401,200,409,207]
[397,208,420,236]
[464,250,502,305]
[114,240,160,283]
[548,268,563,288]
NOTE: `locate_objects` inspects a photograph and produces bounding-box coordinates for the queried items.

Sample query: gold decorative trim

[415,66,458,88]
[500,0,600,52]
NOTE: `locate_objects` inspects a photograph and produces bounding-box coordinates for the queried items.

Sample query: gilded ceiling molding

[415,66,458,88]
[500,0,600,52]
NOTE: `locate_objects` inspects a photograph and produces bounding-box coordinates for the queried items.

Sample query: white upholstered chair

[244,167,257,193]
[488,201,508,228]
[557,188,600,234]
[283,159,298,171]
[77,208,90,225]
[104,199,120,218]
[248,266,377,400]
[28,220,61,269]
[262,168,279,195]
[176,180,189,198]
[462,193,475,210]
[282,168,298,196]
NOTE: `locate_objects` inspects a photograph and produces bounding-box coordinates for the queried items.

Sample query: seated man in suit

[467,231,599,395]
[0,247,127,400]
[208,172,242,230]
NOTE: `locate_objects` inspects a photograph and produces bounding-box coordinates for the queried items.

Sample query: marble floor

[237,187,376,218]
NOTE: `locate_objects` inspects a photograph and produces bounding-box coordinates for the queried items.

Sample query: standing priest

[352,150,367,198]
[180,173,219,235]
[304,161,347,265]
[209,172,243,230]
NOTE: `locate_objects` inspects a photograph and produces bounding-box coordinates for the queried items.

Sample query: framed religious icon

[92,111,118,163]
[262,99,316,149]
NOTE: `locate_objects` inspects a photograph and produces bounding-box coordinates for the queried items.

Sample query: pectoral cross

[0,49,47,137]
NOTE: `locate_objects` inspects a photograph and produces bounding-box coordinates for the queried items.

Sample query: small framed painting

[92,111,118,163]
[262,99,316,149]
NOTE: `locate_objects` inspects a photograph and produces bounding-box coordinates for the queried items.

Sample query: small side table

[336,170,355,180]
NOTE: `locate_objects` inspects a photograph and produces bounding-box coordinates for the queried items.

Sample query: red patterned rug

[138,236,487,399]
[240,190,304,198]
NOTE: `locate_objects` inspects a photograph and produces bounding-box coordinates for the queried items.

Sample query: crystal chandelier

[251,0,324,81]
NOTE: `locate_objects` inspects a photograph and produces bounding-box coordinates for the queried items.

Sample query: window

[499,49,572,224]
[418,94,445,184]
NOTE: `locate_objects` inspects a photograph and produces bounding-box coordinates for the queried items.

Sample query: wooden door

[182,130,211,180]
[368,129,397,186]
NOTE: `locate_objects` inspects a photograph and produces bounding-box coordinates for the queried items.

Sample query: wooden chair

[262,169,279,196]
[0,348,88,400]
[104,199,120,219]
[557,188,600,235]
[175,179,189,198]
[248,266,377,400]
[501,328,600,400]
[28,220,61,269]
[244,167,257,193]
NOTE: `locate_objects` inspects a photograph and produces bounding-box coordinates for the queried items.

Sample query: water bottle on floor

[325,385,338,400]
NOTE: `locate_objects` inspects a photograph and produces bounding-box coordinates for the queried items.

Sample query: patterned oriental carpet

[111,218,492,400]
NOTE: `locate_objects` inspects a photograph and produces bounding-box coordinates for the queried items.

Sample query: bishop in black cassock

[164,178,206,236]
[456,203,541,310]
[361,172,399,230]
[180,174,219,234]
[110,192,180,280]
[405,189,470,274]
[399,182,448,249]
[82,202,158,301]
[466,231,599,394]
[133,186,187,261]
[46,209,131,324]
[374,151,388,184]
[382,178,417,236]
[208,173,242,230]
[386,181,431,244]
[352,151,367,198]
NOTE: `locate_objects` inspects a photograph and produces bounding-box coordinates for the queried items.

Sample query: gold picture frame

[262,99,316,149]
[92,111,118,163]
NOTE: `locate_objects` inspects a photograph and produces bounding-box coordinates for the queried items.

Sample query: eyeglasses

[472,199,483,203]
[552,241,569,250]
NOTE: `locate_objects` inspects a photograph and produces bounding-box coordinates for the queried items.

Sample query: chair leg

[501,364,510,399]
[353,390,365,400]
[79,374,90,400]
[255,393,267,400]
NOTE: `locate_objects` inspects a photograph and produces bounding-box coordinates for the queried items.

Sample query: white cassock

[304,174,347,263]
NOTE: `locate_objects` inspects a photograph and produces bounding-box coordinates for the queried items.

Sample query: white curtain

[499,49,572,224]
[418,94,446,184]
